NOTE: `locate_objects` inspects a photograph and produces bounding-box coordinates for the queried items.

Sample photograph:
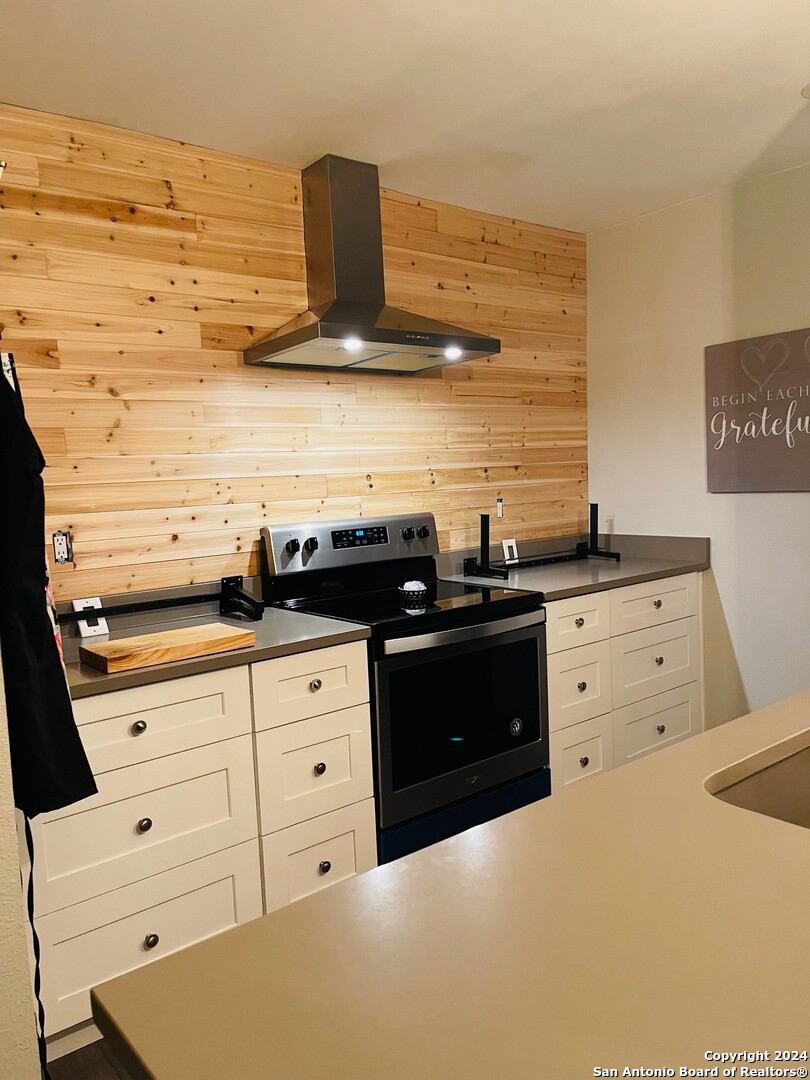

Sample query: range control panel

[261,514,438,575]
[332,526,389,550]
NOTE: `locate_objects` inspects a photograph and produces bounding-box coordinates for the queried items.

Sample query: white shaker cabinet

[547,573,703,791]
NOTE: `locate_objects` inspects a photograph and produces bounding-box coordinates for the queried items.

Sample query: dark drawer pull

[130,720,148,736]
[318,860,332,875]
[144,933,160,951]
[656,724,666,735]
[654,656,664,667]
[313,762,327,776]
[579,756,590,768]
[577,681,587,693]
[574,617,585,628]
[309,678,323,693]
[653,599,663,609]
[136,817,153,834]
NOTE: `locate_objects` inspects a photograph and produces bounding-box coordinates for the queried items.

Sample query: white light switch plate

[71,597,109,638]
[502,538,519,565]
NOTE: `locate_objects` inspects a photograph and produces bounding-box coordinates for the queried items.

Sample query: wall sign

[705,327,810,492]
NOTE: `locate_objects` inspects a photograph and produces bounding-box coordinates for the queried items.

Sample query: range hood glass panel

[253,340,392,368]
[354,351,461,372]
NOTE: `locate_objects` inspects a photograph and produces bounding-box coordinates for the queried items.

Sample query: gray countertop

[66,608,369,699]
[66,534,709,699]
[442,553,708,600]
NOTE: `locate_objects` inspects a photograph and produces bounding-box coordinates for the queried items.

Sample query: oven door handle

[382,609,546,656]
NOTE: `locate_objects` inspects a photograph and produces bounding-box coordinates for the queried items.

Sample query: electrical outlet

[496,497,504,519]
[52,530,73,565]
[71,597,109,638]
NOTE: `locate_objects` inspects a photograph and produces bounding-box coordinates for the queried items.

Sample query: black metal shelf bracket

[57,577,264,625]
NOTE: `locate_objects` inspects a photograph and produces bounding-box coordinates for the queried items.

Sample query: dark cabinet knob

[653,599,663,609]
[285,538,300,555]
[136,817,153,834]
[401,527,415,541]
[416,525,430,539]
[309,678,323,693]
[144,934,160,951]
[579,756,590,768]
[130,720,148,736]
[577,681,587,693]
[654,656,664,667]
[656,724,666,735]
[303,536,319,553]
[318,860,332,876]
[313,762,327,776]
[574,617,585,628]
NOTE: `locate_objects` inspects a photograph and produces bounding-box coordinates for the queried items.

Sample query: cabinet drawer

[255,705,373,834]
[611,616,699,709]
[609,573,698,635]
[261,799,377,913]
[39,840,262,1035]
[614,682,702,765]
[251,642,369,731]
[550,712,613,791]
[28,736,258,914]
[547,640,613,732]
[72,667,252,774]
[545,592,611,653]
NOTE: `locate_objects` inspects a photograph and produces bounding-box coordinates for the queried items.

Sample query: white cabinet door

[255,705,373,833]
[261,799,377,913]
[545,592,611,654]
[72,667,252,775]
[547,640,613,732]
[38,840,262,1034]
[29,736,258,914]
[251,642,369,730]
[609,573,698,636]
[613,682,702,765]
[611,616,700,709]
[550,712,614,791]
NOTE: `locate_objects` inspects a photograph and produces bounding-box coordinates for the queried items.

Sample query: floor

[49,1041,133,1080]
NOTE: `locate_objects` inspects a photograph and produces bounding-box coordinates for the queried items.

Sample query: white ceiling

[2,0,810,231]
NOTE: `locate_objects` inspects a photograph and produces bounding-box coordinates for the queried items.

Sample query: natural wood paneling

[0,103,587,600]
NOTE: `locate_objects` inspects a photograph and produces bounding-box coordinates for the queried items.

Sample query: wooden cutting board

[79,623,256,674]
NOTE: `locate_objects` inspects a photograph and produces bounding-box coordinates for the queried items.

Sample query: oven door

[374,610,548,829]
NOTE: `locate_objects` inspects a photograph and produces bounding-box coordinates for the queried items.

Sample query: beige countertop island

[91,691,810,1080]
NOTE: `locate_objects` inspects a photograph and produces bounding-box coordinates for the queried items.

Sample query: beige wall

[588,164,810,723]
[0,650,40,1080]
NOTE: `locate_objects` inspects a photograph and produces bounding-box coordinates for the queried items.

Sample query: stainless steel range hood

[243,155,500,374]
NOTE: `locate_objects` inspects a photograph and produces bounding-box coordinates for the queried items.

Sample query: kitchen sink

[706,732,810,830]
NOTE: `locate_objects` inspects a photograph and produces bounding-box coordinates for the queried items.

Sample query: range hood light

[444,345,463,361]
[343,336,364,353]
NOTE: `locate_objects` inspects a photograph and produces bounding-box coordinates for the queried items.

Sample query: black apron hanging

[0,356,97,818]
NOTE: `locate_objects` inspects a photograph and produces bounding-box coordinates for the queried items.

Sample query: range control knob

[285,538,300,556]
[303,536,319,553]
[401,527,415,541]
[416,525,430,539]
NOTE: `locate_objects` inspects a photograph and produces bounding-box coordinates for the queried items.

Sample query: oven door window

[385,634,541,791]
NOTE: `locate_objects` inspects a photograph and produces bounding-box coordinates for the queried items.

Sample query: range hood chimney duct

[243,155,500,374]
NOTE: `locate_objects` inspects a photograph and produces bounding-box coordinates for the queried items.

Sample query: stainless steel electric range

[260,513,550,863]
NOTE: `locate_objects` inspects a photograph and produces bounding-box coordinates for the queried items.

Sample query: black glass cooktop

[295,578,533,626]
[268,554,542,640]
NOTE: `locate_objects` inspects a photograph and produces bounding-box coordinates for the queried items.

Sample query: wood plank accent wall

[0,103,587,600]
